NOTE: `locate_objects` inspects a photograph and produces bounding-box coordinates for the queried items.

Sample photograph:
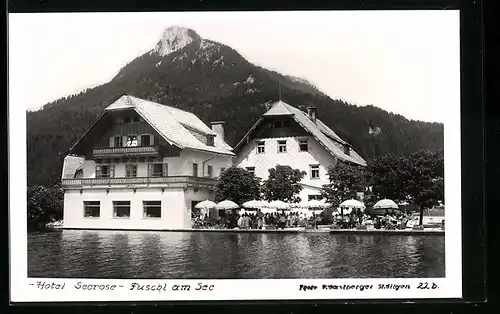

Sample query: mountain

[26,26,444,186]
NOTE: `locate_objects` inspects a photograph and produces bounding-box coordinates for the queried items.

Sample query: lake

[28,230,445,279]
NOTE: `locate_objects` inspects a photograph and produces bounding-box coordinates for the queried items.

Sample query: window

[96,165,115,178]
[193,163,199,177]
[114,136,123,147]
[132,116,140,123]
[143,201,161,218]
[125,135,138,147]
[123,117,131,124]
[84,201,100,217]
[310,165,320,179]
[257,141,265,154]
[246,167,255,175]
[344,145,351,156]
[140,134,151,146]
[220,167,226,176]
[308,195,322,201]
[299,139,308,152]
[125,164,137,177]
[274,120,283,128]
[207,165,213,177]
[207,135,215,146]
[149,163,167,177]
[278,140,287,153]
[113,201,131,218]
[283,120,291,127]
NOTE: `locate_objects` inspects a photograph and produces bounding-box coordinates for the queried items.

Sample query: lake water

[28,230,445,279]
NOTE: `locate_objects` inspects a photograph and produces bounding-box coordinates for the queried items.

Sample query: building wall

[235,135,337,202]
[178,150,233,178]
[66,149,233,179]
[63,187,213,230]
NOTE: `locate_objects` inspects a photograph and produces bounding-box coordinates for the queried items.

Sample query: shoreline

[53,226,445,235]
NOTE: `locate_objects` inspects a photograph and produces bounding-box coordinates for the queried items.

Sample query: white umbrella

[373,199,399,209]
[340,199,366,209]
[195,200,216,209]
[306,199,327,209]
[215,200,239,210]
[266,200,290,210]
[242,200,267,209]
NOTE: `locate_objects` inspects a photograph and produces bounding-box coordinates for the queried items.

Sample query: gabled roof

[235,100,367,166]
[67,95,234,156]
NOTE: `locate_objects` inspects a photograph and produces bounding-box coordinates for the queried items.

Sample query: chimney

[307,107,317,123]
[211,121,225,142]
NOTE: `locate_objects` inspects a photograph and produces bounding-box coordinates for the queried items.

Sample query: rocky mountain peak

[153,26,202,57]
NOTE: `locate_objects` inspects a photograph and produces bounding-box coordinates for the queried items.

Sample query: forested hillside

[27,27,443,186]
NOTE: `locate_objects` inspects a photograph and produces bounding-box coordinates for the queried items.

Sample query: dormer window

[207,135,215,146]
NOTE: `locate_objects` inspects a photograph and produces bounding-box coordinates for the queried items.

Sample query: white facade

[235,135,337,202]
[64,187,213,230]
[62,149,232,230]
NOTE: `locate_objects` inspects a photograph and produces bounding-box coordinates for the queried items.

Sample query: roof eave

[233,116,265,152]
[61,111,108,156]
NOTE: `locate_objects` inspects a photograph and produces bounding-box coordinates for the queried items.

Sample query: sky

[8,11,460,123]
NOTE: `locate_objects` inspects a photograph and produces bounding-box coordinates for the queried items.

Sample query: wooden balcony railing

[93,146,160,157]
[62,176,218,189]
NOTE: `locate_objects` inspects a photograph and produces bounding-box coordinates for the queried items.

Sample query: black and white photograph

[9,10,462,301]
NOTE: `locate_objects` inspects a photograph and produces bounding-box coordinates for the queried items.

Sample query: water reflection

[28,230,445,279]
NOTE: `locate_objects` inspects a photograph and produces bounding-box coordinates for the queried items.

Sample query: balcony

[93,146,160,158]
[62,176,218,189]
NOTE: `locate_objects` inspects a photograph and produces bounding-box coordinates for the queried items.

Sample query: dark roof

[235,100,366,166]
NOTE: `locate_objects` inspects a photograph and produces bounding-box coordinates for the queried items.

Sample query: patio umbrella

[195,200,216,209]
[215,200,240,210]
[266,200,290,210]
[194,199,216,216]
[340,199,366,209]
[373,199,400,215]
[242,200,267,209]
[306,199,327,209]
[373,199,399,209]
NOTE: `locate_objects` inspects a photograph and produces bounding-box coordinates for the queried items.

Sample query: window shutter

[150,135,154,145]
[147,164,153,177]
[109,165,115,178]
[109,137,115,147]
[163,163,168,177]
[95,165,101,178]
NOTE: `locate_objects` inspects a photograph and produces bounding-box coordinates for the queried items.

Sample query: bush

[27,184,63,228]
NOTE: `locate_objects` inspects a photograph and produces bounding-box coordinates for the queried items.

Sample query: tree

[263,165,306,203]
[321,161,367,216]
[214,167,262,205]
[367,154,409,202]
[367,150,444,225]
[404,150,444,225]
[27,184,64,228]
